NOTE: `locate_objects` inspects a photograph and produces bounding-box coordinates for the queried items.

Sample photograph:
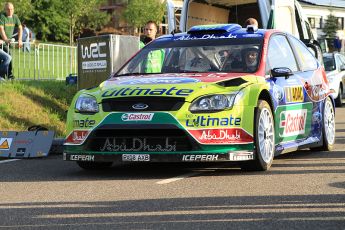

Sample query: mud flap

[0,130,54,158]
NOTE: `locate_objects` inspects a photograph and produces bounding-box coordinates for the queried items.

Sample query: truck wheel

[77,161,113,170]
[240,100,275,171]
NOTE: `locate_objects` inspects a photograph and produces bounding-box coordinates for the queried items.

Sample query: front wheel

[240,100,275,171]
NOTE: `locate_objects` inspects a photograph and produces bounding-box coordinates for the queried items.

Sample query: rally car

[64,24,335,171]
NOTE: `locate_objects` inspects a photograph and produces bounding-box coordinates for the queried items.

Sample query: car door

[266,33,313,146]
[287,34,326,141]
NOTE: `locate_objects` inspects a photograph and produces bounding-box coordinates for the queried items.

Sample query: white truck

[167,0,322,62]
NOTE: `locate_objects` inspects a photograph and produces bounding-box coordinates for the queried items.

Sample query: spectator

[140,21,158,48]
[334,36,342,52]
[0,39,11,80]
[0,2,22,79]
[22,23,30,52]
[140,21,164,73]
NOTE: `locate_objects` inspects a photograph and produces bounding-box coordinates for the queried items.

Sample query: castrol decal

[275,103,312,142]
[279,110,307,137]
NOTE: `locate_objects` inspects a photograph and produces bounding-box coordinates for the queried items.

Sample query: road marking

[0,159,20,164]
[156,171,202,184]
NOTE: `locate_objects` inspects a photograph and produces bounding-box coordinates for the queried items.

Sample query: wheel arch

[257,89,274,114]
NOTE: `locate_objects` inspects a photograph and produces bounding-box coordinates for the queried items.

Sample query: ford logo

[132,103,149,110]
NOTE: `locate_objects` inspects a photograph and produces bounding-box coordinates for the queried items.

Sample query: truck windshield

[116,38,263,76]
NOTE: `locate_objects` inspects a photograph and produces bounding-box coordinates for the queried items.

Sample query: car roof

[156,23,268,42]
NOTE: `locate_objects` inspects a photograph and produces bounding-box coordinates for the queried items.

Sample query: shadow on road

[0,149,344,182]
[0,194,344,229]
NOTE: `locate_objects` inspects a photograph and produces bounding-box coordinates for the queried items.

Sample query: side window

[288,36,318,71]
[266,35,298,73]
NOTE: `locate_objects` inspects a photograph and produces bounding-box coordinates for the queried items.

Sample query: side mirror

[271,67,293,78]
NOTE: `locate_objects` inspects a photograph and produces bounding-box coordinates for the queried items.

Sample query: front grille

[85,128,197,152]
[102,97,185,112]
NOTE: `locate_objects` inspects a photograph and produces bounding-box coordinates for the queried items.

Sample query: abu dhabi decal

[102,86,193,97]
[186,115,241,127]
[65,130,90,145]
[275,103,312,142]
[121,113,154,121]
[116,77,200,85]
[188,128,253,144]
[175,34,237,41]
[0,138,13,150]
[284,86,304,103]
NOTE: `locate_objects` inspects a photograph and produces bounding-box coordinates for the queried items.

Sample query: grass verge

[0,80,78,137]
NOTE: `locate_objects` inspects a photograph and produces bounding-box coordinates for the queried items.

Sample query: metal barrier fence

[1,42,77,80]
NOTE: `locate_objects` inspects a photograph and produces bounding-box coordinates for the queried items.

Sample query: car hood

[102,73,255,87]
[88,73,260,102]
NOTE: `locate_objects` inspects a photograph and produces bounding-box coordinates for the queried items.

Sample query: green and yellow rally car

[64,24,335,171]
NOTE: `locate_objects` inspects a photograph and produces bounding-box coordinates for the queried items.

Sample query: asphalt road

[0,109,344,229]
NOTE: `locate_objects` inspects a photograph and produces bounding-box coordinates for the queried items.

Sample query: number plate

[122,154,150,162]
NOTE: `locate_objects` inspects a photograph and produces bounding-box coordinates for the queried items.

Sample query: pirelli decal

[285,86,304,103]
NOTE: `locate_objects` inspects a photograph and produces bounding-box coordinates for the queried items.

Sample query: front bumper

[63,151,254,162]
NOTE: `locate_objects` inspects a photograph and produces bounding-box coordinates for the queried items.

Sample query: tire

[334,85,342,107]
[76,161,113,170]
[310,97,335,151]
[240,100,275,171]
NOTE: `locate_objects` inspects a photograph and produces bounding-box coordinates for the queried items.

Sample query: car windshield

[116,37,263,76]
[323,56,336,71]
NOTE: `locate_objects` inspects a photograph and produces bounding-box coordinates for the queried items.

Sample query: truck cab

[168,0,322,63]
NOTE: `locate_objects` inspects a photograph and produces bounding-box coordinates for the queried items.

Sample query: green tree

[323,14,338,38]
[9,0,110,44]
[58,0,110,45]
[123,0,165,35]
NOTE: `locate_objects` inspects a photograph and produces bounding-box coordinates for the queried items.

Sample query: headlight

[327,76,334,83]
[189,93,238,112]
[75,95,99,113]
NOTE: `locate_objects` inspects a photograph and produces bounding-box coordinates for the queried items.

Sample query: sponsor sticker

[182,154,219,161]
[65,130,90,145]
[70,155,95,161]
[121,113,154,121]
[100,137,176,152]
[102,86,194,97]
[229,151,254,161]
[73,118,96,128]
[285,86,304,103]
[188,128,253,144]
[279,109,307,137]
[186,115,241,127]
